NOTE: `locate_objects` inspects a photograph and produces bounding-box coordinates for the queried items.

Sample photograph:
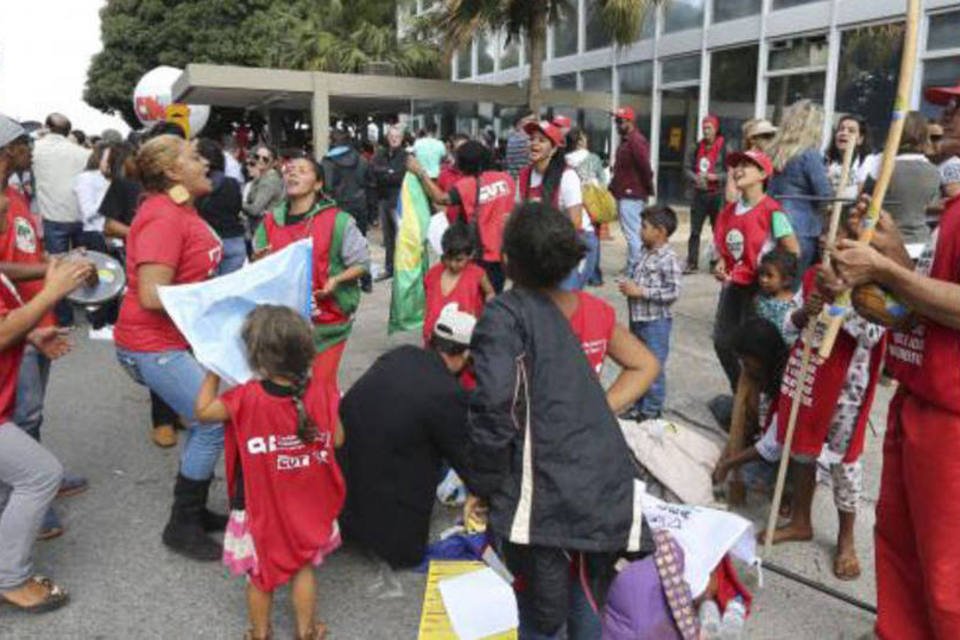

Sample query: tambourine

[65,250,126,306]
[851,282,914,330]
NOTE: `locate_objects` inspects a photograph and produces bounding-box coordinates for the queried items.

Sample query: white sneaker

[88,325,115,341]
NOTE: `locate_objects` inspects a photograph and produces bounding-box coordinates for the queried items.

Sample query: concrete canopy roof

[172,64,617,115]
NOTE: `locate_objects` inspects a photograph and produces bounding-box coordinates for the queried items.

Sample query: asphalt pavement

[0,221,881,639]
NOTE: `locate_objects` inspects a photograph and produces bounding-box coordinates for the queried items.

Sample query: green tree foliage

[431,0,663,113]
[85,0,440,127]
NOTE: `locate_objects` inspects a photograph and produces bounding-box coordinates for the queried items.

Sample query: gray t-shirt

[872,154,940,247]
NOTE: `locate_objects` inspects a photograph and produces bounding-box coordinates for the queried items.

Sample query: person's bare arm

[566,204,584,231]
[104,218,130,239]
[777,233,801,256]
[194,372,229,423]
[604,323,660,414]
[0,259,93,350]
[407,157,451,206]
[137,263,175,311]
[479,273,495,301]
[0,261,47,282]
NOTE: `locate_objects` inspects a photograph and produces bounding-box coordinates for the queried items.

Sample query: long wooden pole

[818,0,922,358]
[763,142,856,554]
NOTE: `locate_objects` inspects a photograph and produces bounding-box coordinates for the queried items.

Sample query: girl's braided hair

[241,305,318,443]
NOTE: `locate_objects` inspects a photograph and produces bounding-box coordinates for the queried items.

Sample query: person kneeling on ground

[338,303,479,570]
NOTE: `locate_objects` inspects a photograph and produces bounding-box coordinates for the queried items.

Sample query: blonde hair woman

[113,135,228,562]
[768,100,833,272]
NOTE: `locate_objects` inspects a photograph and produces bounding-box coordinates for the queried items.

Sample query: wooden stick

[818,0,921,359]
[818,142,857,358]
[765,0,921,554]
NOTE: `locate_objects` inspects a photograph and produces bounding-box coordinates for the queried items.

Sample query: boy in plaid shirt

[618,205,682,419]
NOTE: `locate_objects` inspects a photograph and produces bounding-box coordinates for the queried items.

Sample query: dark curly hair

[759,248,799,290]
[441,222,476,258]
[732,318,789,397]
[502,202,585,289]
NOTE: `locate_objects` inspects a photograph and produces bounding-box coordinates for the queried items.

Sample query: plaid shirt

[628,243,683,321]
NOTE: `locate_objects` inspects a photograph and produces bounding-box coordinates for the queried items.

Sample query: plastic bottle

[720,596,746,639]
[698,599,721,640]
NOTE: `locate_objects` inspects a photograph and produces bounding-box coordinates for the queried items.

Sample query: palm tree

[434,0,664,113]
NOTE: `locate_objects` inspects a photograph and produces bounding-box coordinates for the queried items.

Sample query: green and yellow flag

[388,173,432,334]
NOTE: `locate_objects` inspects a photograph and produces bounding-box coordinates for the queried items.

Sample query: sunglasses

[256,155,272,163]
[931,135,944,143]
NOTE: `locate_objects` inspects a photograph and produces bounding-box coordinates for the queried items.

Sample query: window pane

[584,109,614,158]
[921,56,960,119]
[659,87,700,203]
[620,61,654,94]
[586,0,613,50]
[835,23,904,148]
[773,0,818,8]
[662,55,701,84]
[714,0,761,22]
[553,1,579,58]
[769,35,828,71]
[582,68,612,93]
[478,32,495,75]
[550,73,578,90]
[766,72,825,124]
[664,0,704,33]
[928,11,960,51]
[500,33,519,70]
[710,46,759,149]
[456,44,471,79]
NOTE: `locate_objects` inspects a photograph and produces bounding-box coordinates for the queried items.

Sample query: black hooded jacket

[322,146,368,220]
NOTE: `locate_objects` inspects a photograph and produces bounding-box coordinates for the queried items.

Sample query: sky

[0,0,130,134]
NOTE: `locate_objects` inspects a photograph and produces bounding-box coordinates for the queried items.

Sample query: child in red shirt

[422,223,494,347]
[195,306,345,640]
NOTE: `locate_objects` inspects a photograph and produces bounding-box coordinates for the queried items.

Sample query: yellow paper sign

[417,561,517,640]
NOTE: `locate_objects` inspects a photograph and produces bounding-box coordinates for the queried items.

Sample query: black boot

[196,476,228,532]
[162,474,222,561]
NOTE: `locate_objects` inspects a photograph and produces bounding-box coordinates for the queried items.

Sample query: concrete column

[311,75,330,160]
[822,0,842,146]
[650,3,663,202]
[755,0,772,119]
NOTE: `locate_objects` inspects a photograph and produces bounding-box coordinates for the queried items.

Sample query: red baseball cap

[523,120,564,147]
[925,81,960,106]
[612,106,636,122]
[726,149,773,176]
[552,115,572,129]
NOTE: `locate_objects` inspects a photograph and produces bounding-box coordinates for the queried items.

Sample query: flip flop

[0,576,70,613]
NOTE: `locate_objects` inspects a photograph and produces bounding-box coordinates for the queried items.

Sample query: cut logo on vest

[890,228,937,369]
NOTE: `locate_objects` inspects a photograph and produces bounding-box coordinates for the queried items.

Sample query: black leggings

[687,190,722,269]
[712,282,757,394]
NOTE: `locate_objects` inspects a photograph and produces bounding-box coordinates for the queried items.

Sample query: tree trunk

[526,4,548,115]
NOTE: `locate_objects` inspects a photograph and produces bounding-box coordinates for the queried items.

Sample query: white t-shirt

[529,167,593,232]
[828,153,878,199]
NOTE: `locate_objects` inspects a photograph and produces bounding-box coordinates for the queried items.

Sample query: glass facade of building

[438,1,960,203]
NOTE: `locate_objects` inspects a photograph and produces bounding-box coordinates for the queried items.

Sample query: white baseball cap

[433,303,476,347]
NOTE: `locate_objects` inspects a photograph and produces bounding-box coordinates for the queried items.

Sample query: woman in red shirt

[114,135,227,562]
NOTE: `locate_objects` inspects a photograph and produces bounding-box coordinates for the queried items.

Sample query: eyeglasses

[256,155,272,163]
[245,160,257,167]
[931,135,944,143]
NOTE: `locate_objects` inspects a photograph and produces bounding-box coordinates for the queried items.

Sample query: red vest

[261,204,349,327]
[567,291,616,377]
[695,136,725,192]
[222,381,345,591]
[519,165,563,209]
[714,195,780,286]
[776,269,886,463]
[422,262,487,344]
[454,172,516,262]
[886,196,960,414]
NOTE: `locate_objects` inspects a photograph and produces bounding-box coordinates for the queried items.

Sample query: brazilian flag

[388,173,432,334]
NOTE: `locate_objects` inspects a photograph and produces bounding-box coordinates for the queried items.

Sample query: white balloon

[132,66,210,138]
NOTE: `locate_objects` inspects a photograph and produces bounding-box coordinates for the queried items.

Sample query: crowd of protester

[1,74,960,639]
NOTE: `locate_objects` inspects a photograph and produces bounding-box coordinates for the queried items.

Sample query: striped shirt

[628,243,683,321]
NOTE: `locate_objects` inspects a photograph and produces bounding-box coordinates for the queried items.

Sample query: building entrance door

[658,87,700,204]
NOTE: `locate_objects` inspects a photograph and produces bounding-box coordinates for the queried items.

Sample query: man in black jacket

[339,304,477,569]
[370,126,407,280]
[323,131,372,292]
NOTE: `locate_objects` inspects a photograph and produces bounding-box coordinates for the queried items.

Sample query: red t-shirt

[0,274,25,422]
[422,262,487,344]
[567,291,616,376]
[114,194,223,352]
[222,380,345,591]
[1,187,53,328]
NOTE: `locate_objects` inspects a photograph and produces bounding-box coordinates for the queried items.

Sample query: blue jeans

[13,346,50,441]
[560,231,600,291]
[217,236,247,276]
[631,317,672,418]
[618,199,645,274]
[43,220,84,326]
[115,348,223,480]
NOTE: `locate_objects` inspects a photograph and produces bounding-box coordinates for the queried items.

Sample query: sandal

[296,622,328,640]
[0,575,70,613]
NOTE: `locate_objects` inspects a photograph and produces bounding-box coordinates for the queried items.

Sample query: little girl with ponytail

[195,304,345,640]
